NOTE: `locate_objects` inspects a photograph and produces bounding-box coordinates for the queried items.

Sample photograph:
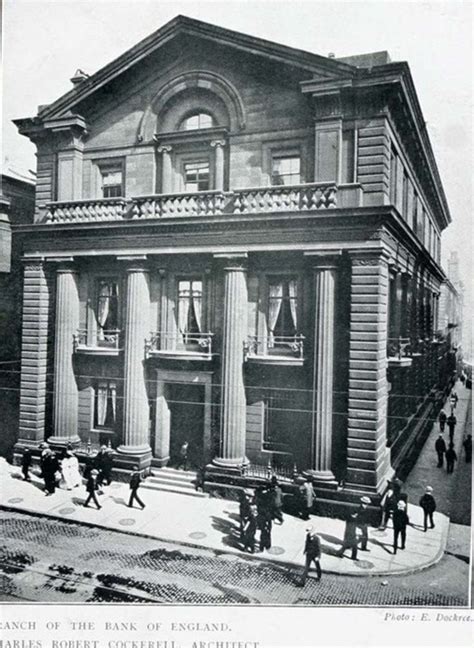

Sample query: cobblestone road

[0,510,469,606]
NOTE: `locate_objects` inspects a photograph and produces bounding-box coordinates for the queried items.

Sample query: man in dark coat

[21,448,32,481]
[435,434,447,468]
[256,487,272,552]
[356,496,371,551]
[239,489,252,537]
[42,449,59,495]
[94,446,113,486]
[463,435,472,463]
[269,476,284,524]
[380,480,399,529]
[446,443,458,474]
[128,471,146,509]
[438,409,447,432]
[450,391,459,410]
[393,500,409,553]
[300,526,322,585]
[419,486,436,531]
[447,413,457,443]
[242,503,258,554]
[84,469,102,509]
[337,511,359,560]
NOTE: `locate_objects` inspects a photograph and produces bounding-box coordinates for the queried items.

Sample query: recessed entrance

[153,369,212,468]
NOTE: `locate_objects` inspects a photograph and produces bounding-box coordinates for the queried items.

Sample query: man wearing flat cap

[357,496,371,551]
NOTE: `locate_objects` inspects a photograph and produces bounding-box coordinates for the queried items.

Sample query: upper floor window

[178,279,203,338]
[184,161,210,192]
[96,279,120,345]
[268,278,298,341]
[271,155,301,186]
[99,162,124,198]
[180,112,214,131]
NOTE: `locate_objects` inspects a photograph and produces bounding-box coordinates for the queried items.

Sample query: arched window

[180,112,214,131]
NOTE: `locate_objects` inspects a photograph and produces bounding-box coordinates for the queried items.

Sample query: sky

[2,0,473,327]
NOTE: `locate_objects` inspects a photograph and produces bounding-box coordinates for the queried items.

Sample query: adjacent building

[13,16,454,509]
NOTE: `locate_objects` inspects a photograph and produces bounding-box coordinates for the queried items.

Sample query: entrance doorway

[154,369,213,469]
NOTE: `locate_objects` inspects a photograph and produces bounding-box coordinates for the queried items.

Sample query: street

[0,509,469,606]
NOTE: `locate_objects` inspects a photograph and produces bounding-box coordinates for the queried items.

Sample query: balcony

[42,182,363,224]
[145,332,214,361]
[45,197,128,223]
[244,334,305,366]
[73,329,122,356]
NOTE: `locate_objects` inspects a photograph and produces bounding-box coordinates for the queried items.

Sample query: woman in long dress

[60,449,82,490]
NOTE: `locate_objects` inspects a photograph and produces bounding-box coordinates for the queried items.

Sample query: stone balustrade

[43,182,343,224]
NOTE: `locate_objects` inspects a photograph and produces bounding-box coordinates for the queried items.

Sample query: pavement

[1,384,470,579]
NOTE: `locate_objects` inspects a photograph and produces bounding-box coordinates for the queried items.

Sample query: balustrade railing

[244,334,305,360]
[73,328,121,351]
[387,337,412,359]
[45,198,127,223]
[145,331,214,358]
[242,462,297,483]
[43,183,340,224]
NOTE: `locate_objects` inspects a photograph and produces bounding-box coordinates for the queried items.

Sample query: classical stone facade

[13,16,454,508]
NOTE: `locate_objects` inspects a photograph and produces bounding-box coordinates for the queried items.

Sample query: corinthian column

[213,254,248,469]
[117,260,151,458]
[49,261,80,445]
[309,258,338,482]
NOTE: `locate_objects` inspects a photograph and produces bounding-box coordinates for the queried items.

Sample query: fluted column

[157,145,173,193]
[213,254,248,468]
[309,259,338,482]
[117,261,151,456]
[49,262,80,444]
[210,139,226,191]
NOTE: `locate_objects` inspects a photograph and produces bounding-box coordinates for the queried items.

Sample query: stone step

[152,468,198,483]
[140,480,207,498]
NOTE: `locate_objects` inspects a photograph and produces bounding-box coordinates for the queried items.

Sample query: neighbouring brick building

[12,16,455,510]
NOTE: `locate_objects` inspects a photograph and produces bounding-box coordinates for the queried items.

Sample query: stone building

[13,16,453,508]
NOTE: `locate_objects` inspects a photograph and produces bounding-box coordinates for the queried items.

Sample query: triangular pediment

[38,15,356,120]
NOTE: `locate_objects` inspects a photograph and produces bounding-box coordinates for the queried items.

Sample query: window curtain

[192,291,202,333]
[288,279,298,331]
[268,282,283,347]
[97,283,111,341]
[109,383,117,422]
[97,382,108,426]
[178,297,190,340]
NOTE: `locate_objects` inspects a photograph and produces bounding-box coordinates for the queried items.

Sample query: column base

[47,435,81,447]
[151,455,170,469]
[116,444,152,456]
[113,445,152,472]
[305,469,338,489]
[207,457,248,478]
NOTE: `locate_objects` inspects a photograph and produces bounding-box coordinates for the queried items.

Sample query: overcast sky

[2,0,473,313]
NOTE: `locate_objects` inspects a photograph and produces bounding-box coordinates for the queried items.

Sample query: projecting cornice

[13,113,88,143]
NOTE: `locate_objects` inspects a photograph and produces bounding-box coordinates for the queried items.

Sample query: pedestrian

[337,511,359,560]
[256,487,272,552]
[298,476,316,521]
[438,409,447,433]
[446,443,457,474]
[128,471,146,509]
[42,448,60,495]
[393,500,409,554]
[447,412,457,443]
[21,447,32,481]
[356,496,371,551]
[242,503,258,553]
[450,391,459,410]
[177,441,189,471]
[239,489,252,537]
[435,434,447,468]
[60,447,81,490]
[419,486,436,531]
[380,480,398,529]
[463,435,472,463]
[300,526,322,585]
[84,469,102,509]
[269,475,284,524]
[94,445,113,486]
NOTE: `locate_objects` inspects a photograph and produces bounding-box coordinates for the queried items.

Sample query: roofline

[36,15,356,122]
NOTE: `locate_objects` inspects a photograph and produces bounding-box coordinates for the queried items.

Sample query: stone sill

[245,355,304,366]
[148,350,213,361]
[74,346,122,357]
[387,356,413,368]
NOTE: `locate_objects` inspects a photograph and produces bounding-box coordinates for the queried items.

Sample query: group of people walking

[239,476,284,554]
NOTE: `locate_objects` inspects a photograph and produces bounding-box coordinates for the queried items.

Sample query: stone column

[210,140,226,191]
[49,262,80,445]
[157,145,173,194]
[117,261,152,460]
[308,257,338,482]
[213,254,248,469]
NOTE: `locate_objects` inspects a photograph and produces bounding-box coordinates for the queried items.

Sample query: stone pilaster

[17,261,51,447]
[210,140,226,191]
[116,261,152,461]
[49,262,80,445]
[346,250,393,494]
[307,257,339,483]
[213,254,248,469]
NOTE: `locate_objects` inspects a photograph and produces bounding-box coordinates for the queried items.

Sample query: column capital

[46,257,77,274]
[213,252,247,271]
[210,139,226,149]
[305,249,342,270]
[155,143,173,154]
[117,254,149,273]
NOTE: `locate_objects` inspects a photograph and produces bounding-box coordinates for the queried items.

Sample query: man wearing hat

[94,445,113,486]
[419,487,436,531]
[300,525,322,585]
[392,500,409,553]
[84,469,102,509]
[357,496,371,551]
[435,434,447,468]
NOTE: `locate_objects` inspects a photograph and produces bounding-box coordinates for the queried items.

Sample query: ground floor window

[94,381,117,430]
